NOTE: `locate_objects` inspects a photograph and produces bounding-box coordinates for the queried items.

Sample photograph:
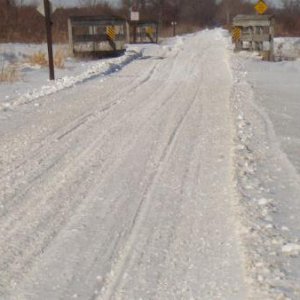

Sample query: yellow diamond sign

[255,0,268,14]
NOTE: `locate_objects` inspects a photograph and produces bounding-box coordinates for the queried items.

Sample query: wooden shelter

[68,16,128,56]
[232,14,275,60]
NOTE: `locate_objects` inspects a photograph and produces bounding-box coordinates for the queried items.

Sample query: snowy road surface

[0,30,249,299]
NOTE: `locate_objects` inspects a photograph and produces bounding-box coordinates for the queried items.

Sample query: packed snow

[0,30,300,299]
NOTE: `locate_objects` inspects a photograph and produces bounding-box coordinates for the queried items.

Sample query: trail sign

[130,11,140,21]
[255,0,268,15]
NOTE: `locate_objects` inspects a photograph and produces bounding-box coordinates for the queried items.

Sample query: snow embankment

[231,51,300,300]
[275,37,300,61]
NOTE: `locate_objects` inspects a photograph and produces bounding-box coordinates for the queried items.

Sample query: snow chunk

[257,197,272,206]
[282,243,300,256]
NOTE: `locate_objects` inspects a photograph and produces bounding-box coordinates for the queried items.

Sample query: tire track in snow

[1,78,172,225]
[99,86,201,300]
[0,80,182,297]
[1,33,230,299]
[0,61,159,180]
[0,61,162,216]
[0,68,182,293]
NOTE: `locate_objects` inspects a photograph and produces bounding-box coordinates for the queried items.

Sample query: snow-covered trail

[0,30,248,299]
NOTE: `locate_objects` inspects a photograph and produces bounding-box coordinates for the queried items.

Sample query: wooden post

[68,18,74,56]
[171,21,177,37]
[44,0,55,80]
[133,22,137,43]
[270,19,275,61]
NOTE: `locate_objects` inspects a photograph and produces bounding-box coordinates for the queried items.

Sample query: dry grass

[0,64,20,82]
[27,51,48,67]
[54,48,66,69]
[26,48,66,69]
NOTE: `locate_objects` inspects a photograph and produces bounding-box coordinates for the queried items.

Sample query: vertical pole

[270,19,275,61]
[67,18,74,56]
[44,0,55,80]
[133,22,137,43]
[158,0,163,38]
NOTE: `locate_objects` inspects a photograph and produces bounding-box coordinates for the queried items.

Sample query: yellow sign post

[255,0,268,15]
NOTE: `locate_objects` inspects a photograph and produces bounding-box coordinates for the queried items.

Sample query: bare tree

[217,0,241,25]
[279,0,300,34]
[282,0,300,11]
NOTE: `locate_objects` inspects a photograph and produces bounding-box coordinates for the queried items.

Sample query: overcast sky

[22,0,281,8]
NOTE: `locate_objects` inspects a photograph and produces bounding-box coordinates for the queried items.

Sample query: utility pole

[44,0,55,80]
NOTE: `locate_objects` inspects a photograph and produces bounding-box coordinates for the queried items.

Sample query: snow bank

[0,44,143,111]
[275,37,300,60]
[231,53,300,300]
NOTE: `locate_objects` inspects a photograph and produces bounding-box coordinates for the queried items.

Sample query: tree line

[0,0,299,43]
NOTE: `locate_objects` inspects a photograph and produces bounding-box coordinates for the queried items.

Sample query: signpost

[37,0,56,80]
[130,11,140,22]
[37,0,56,17]
[130,11,140,43]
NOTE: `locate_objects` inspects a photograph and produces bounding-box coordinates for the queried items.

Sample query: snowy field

[0,31,300,299]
